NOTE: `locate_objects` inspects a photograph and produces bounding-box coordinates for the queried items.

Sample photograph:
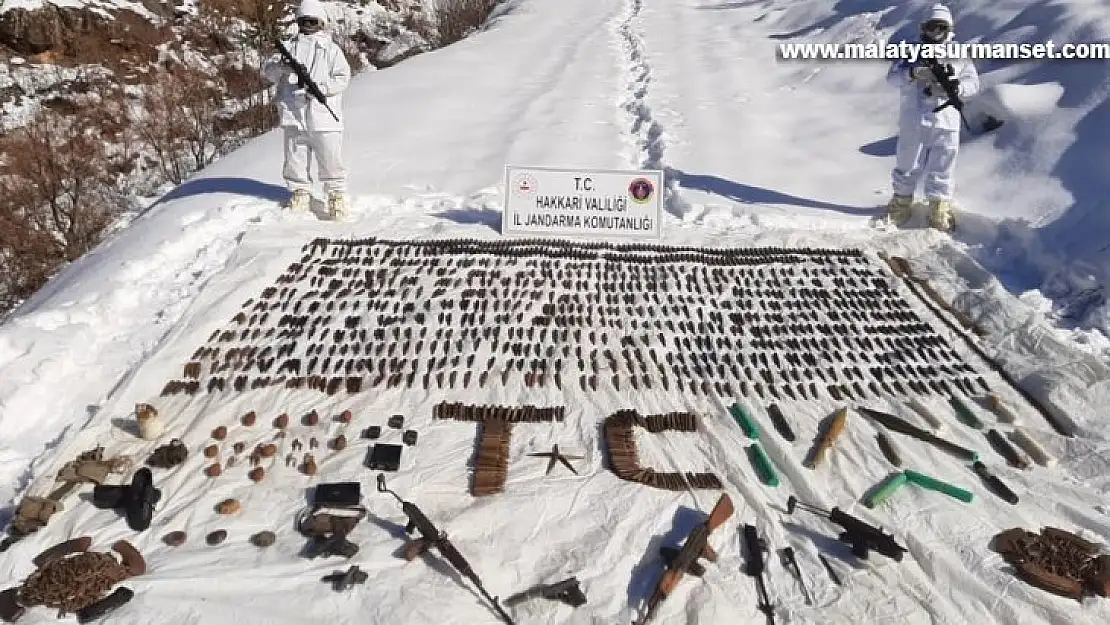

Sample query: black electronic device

[367,444,403,471]
[314,482,361,508]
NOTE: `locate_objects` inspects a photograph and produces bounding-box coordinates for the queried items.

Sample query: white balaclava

[921,4,953,43]
[296,0,328,34]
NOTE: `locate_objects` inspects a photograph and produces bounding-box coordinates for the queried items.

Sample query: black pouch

[314,482,361,507]
[91,485,131,509]
[367,444,403,471]
[77,587,133,624]
[0,587,26,623]
[125,467,160,532]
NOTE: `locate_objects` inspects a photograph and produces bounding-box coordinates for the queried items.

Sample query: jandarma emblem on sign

[628,178,654,204]
[513,173,537,195]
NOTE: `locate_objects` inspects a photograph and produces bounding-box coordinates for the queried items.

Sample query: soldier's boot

[286,189,311,212]
[886,194,913,225]
[928,198,955,232]
[327,192,347,221]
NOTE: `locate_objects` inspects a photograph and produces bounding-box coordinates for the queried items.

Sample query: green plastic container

[730,402,760,439]
[749,443,779,487]
[864,472,909,508]
[903,469,974,503]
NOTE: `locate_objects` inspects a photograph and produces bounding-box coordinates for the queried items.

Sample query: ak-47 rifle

[743,524,775,624]
[786,495,907,561]
[274,38,340,122]
[923,57,971,131]
[376,474,516,625]
[504,577,587,607]
[633,493,734,625]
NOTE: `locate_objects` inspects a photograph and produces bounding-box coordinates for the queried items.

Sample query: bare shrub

[192,0,285,135]
[434,0,499,47]
[0,107,123,311]
[138,67,228,184]
[0,206,61,312]
[238,0,286,135]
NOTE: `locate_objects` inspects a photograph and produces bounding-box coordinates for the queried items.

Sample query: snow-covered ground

[2,0,1110,623]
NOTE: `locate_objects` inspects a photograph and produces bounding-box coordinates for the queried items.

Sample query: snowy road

[341,0,629,196]
[632,0,897,226]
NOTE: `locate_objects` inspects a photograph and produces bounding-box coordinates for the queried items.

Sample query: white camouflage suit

[261,0,351,203]
[885,6,979,205]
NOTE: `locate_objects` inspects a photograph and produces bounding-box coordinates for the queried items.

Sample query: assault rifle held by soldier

[633,493,734,624]
[923,57,971,131]
[274,38,340,122]
[786,496,907,561]
[376,474,516,625]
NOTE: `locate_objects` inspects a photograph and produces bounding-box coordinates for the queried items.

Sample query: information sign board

[502,166,663,238]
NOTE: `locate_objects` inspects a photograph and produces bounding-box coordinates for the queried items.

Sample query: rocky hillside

[0,0,497,314]
[0,0,439,129]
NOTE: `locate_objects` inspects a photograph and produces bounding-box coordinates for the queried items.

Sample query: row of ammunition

[602,410,721,491]
[191,325,960,371]
[636,470,723,490]
[182,344,972,386]
[305,234,868,256]
[241,307,921,335]
[161,375,361,397]
[265,273,894,302]
[244,287,922,321]
[263,269,902,300]
[223,306,924,339]
[471,420,512,497]
[166,360,988,400]
[196,324,960,372]
[432,402,566,423]
[289,251,861,271]
[239,297,915,327]
[268,270,906,300]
